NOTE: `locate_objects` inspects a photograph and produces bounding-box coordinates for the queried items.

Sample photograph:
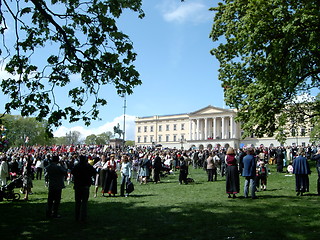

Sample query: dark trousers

[154,169,161,183]
[36,167,43,180]
[213,169,217,181]
[221,164,226,177]
[75,186,90,221]
[207,169,213,181]
[179,170,188,184]
[47,188,62,217]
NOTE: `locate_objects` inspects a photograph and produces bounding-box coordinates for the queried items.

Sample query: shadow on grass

[1,195,320,240]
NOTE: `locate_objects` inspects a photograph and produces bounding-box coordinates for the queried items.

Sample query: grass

[1,164,320,240]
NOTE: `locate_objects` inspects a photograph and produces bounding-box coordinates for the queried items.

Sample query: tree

[85,134,97,145]
[85,131,112,145]
[210,0,320,141]
[54,136,68,145]
[96,131,113,144]
[65,130,81,145]
[1,114,54,147]
[125,140,135,146]
[0,0,144,129]
[309,94,320,143]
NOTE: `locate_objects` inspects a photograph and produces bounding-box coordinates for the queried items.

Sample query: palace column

[196,118,200,140]
[208,118,212,138]
[189,119,193,140]
[234,121,238,138]
[204,118,208,140]
[221,117,225,139]
[230,116,233,139]
[213,117,217,139]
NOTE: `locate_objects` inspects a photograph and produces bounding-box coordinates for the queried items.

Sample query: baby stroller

[0,176,23,201]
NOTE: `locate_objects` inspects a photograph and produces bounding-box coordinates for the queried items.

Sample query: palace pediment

[189,105,235,116]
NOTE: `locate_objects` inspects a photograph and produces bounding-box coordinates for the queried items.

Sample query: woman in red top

[225,147,240,199]
[103,154,118,196]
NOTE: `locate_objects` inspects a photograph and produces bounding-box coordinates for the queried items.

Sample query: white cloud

[53,114,136,141]
[157,0,210,24]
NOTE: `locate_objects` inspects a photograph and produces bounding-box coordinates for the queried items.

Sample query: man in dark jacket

[153,153,162,184]
[276,148,285,172]
[72,155,96,222]
[45,155,67,218]
[242,148,257,199]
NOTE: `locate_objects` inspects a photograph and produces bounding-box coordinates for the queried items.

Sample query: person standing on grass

[120,155,132,197]
[311,149,320,195]
[0,156,9,186]
[22,156,34,201]
[35,157,44,180]
[242,148,257,199]
[276,148,285,173]
[72,155,96,222]
[293,148,311,196]
[103,154,118,196]
[179,153,189,185]
[138,154,151,184]
[45,155,67,218]
[205,152,215,182]
[225,147,240,199]
[153,153,162,184]
[93,155,107,197]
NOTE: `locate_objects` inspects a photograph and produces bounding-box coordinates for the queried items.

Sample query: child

[287,162,293,174]
[258,162,268,191]
[255,158,264,191]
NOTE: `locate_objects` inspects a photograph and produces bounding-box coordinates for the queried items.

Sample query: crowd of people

[1,143,320,221]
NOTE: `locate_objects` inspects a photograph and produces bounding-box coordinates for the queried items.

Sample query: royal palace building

[135,105,312,150]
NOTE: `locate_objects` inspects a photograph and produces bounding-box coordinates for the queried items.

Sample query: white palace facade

[135,105,312,150]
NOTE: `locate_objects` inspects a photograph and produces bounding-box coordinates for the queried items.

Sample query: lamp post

[180,138,184,150]
[122,93,126,150]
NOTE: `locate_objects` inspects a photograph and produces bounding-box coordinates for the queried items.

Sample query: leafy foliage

[0,0,144,128]
[210,0,320,141]
[1,114,54,147]
[85,131,113,145]
[65,130,81,145]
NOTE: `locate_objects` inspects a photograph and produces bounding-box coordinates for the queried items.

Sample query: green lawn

[1,164,319,240]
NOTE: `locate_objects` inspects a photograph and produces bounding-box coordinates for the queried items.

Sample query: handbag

[126,181,134,194]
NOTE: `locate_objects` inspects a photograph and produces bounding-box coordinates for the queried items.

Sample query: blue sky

[56,0,223,140]
[1,0,223,141]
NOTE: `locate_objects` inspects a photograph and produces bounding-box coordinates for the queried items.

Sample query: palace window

[144,136,147,143]
[159,135,162,142]
[181,124,185,130]
[144,126,147,132]
[138,127,141,133]
[173,135,177,142]
[301,128,306,136]
[159,125,162,132]
[166,125,170,131]
[166,135,170,142]
[173,124,177,131]
[137,136,141,143]
[150,126,154,132]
